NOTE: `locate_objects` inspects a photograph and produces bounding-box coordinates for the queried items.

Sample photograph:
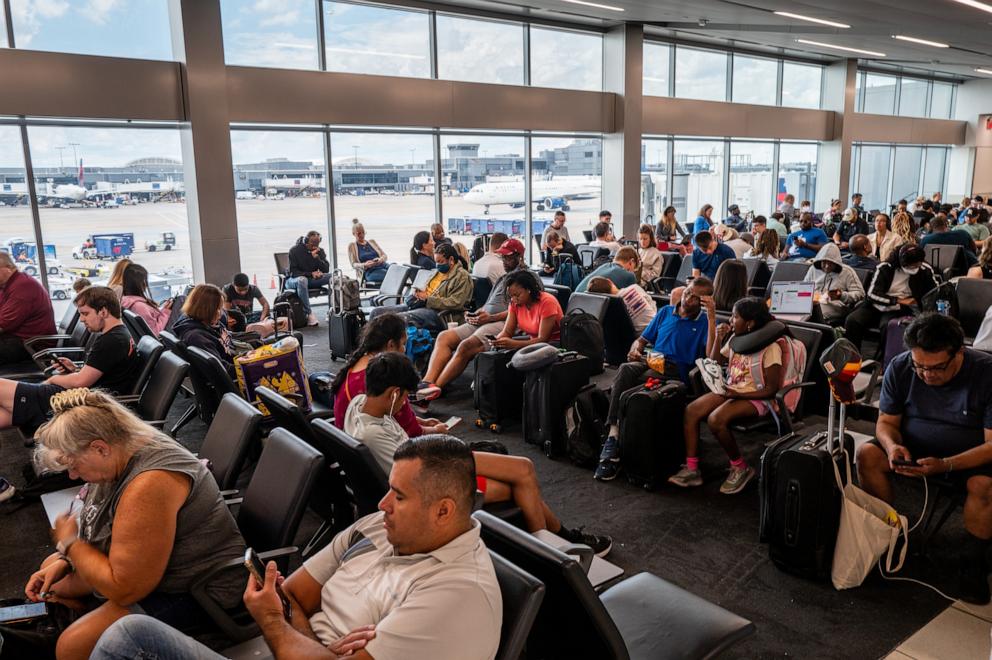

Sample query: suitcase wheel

[475,418,484,428]
[489,423,502,434]
[543,441,553,458]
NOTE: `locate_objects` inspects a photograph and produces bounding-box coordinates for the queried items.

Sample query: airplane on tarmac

[463,175,601,214]
[0,159,88,204]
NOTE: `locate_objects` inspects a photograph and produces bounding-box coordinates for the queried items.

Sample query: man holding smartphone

[856,314,992,605]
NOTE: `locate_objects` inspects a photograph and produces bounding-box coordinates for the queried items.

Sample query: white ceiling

[427,0,992,80]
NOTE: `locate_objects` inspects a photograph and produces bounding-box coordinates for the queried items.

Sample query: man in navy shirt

[594,278,716,481]
[785,212,830,260]
[691,231,736,280]
[856,314,992,605]
[919,213,978,266]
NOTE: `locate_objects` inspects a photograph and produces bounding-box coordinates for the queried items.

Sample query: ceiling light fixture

[975,68,992,74]
[950,0,992,15]
[773,11,850,28]
[559,0,625,11]
[892,35,950,48]
[795,39,886,57]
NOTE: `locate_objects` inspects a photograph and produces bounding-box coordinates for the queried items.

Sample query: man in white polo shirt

[90,436,502,660]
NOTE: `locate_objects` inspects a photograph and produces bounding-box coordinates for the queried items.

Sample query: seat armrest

[773,381,816,434]
[225,497,244,507]
[32,346,86,361]
[371,293,404,306]
[24,334,72,351]
[559,543,594,575]
[219,489,239,498]
[115,394,141,404]
[190,557,260,643]
[687,366,705,398]
[855,360,882,403]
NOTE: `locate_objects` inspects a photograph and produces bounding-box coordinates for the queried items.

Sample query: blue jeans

[91,615,227,660]
[287,274,331,314]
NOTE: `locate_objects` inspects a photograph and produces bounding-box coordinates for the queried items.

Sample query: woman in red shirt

[492,270,563,349]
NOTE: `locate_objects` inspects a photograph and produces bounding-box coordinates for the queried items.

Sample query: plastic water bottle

[936,300,949,316]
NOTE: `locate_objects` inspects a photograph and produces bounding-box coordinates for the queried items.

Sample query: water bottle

[936,299,949,316]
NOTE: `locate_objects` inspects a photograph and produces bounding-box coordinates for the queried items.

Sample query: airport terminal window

[436,15,524,85]
[9,0,173,59]
[673,139,725,228]
[728,141,773,217]
[530,136,602,253]
[323,1,430,78]
[1,10,7,48]
[857,73,897,115]
[27,126,194,316]
[220,0,319,70]
[778,142,818,213]
[898,78,928,118]
[230,130,328,286]
[529,27,602,92]
[0,127,48,302]
[930,82,954,120]
[642,42,671,97]
[781,62,822,109]
[675,46,727,103]
[329,132,435,275]
[641,139,669,224]
[922,147,948,198]
[731,55,777,106]
[891,145,923,203]
[853,144,892,212]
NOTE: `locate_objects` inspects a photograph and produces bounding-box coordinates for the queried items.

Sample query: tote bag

[831,451,909,590]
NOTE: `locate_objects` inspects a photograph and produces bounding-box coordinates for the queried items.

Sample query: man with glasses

[856,313,992,605]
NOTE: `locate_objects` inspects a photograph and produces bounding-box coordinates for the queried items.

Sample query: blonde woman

[968,241,992,280]
[105,258,132,299]
[892,211,916,246]
[21,389,245,659]
[347,220,388,285]
[868,213,903,262]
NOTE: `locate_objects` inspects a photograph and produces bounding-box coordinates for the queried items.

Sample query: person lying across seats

[418,239,529,401]
[9,389,245,660]
[856,314,992,605]
[90,435,506,660]
[346,353,612,555]
[593,277,717,482]
[670,298,804,495]
[802,243,865,326]
[575,246,639,293]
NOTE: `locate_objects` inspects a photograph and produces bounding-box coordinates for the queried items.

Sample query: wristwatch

[56,534,78,556]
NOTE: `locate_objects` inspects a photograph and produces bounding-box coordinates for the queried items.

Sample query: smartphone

[444,416,462,430]
[244,548,293,621]
[0,602,47,624]
[485,334,498,341]
[891,458,917,468]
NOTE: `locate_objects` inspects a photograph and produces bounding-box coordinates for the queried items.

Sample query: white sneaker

[306,313,319,327]
[695,358,727,395]
[0,478,15,503]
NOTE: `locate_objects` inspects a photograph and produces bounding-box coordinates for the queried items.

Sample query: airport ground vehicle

[146,232,176,252]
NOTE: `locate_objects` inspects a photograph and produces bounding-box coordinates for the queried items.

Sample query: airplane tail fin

[78,159,84,186]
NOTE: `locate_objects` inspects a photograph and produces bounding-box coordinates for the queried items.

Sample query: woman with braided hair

[10,389,245,660]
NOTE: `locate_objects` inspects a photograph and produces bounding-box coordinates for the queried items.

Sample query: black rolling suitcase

[473,350,525,433]
[760,395,853,579]
[327,269,364,361]
[522,353,590,457]
[618,380,687,489]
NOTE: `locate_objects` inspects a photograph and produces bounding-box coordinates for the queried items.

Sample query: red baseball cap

[495,238,525,256]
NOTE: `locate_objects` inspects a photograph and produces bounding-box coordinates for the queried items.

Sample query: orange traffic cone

[269,275,276,289]
[253,273,258,286]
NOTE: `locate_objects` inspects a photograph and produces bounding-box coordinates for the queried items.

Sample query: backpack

[406,325,433,361]
[564,384,610,467]
[590,250,612,272]
[553,258,583,291]
[331,270,361,313]
[559,309,604,366]
[749,336,808,415]
[273,291,307,329]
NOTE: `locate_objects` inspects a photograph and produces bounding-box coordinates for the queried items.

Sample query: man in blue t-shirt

[785,212,829,260]
[594,278,716,481]
[691,231,736,280]
[856,314,992,605]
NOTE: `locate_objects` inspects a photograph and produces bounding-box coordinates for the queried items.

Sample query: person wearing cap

[856,314,992,605]
[954,207,991,247]
[833,208,870,252]
[803,243,865,325]
[723,205,746,233]
[843,244,938,351]
[471,232,508,285]
[921,213,978,265]
[417,238,530,400]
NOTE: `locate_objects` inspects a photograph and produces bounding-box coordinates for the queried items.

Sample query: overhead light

[795,39,886,57]
[559,0,625,11]
[950,0,992,15]
[975,68,992,74]
[773,11,850,29]
[892,35,950,48]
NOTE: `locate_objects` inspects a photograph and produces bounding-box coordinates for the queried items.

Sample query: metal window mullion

[315,0,327,71]
[523,23,530,86]
[668,44,675,97]
[19,124,49,292]
[916,147,925,198]
[721,139,730,213]
[429,10,438,79]
[924,80,933,119]
[665,138,674,212]
[893,76,901,116]
[771,141,781,214]
[885,145,896,208]
[775,59,784,107]
[433,132,442,224]
[323,130,338,270]
[725,52,732,103]
[525,134,533,264]
[3,0,14,47]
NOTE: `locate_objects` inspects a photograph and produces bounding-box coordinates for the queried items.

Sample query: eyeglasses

[911,355,956,374]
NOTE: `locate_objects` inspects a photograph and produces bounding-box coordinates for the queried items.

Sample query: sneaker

[417,384,443,402]
[598,436,620,462]
[667,465,703,488]
[0,478,15,504]
[594,460,620,481]
[307,313,319,327]
[559,526,613,557]
[720,465,756,495]
[959,559,992,605]
[695,358,726,395]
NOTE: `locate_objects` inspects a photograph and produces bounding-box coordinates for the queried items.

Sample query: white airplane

[0,159,88,204]
[463,175,601,214]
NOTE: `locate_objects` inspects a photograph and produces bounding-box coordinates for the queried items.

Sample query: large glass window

[891,146,923,204]
[0,126,48,303]
[436,15,523,85]
[529,27,602,91]
[529,137,602,252]
[10,0,172,59]
[643,42,671,97]
[854,145,892,212]
[28,126,194,312]
[930,82,954,120]
[860,73,897,115]
[778,143,818,213]
[675,47,727,102]
[781,62,822,109]
[729,141,773,216]
[641,139,668,223]
[673,140,725,228]
[922,147,948,198]
[329,132,435,274]
[230,130,327,286]
[732,55,777,106]
[898,78,928,118]
[323,2,430,78]
[220,0,318,70]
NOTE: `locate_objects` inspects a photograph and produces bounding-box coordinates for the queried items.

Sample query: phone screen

[244,548,293,621]
[0,602,47,624]
[444,416,462,430]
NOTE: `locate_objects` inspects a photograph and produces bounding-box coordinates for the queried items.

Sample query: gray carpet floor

[0,320,965,659]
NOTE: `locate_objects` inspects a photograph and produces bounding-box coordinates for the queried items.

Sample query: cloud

[9,0,70,46]
[81,0,123,25]
[260,10,299,28]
